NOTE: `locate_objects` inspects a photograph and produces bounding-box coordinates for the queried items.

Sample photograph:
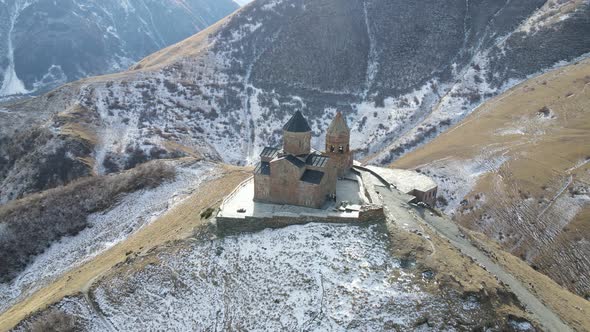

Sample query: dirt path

[362,170,573,332]
[81,272,117,332]
[82,291,116,332]
[416,209,572,332]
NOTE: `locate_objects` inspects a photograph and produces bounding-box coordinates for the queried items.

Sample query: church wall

[297,182,324,208]
[325,151,353,177]
[269,159,306,206]
[283,131,311,155]
[326,130,353,177]
[325,133,350,150]
[253,174,270,201]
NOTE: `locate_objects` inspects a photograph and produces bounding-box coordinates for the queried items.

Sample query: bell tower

[325,112,353,176]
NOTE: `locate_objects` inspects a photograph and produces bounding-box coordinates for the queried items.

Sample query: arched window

[330,145,335,152]
[339,145,344,154]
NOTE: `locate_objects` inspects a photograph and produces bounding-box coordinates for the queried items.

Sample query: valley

[0,0,589,330]
[2,0,589,205]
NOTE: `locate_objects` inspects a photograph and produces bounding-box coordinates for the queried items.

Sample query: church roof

[260,147,280,159]
[306,154,330,168]
[254,162,271,175]
[283,111,311,132]
[284,155,306,168]
[327,112,349,134]
[300,169,325,184]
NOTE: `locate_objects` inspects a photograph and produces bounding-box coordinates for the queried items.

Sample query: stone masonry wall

[216,205,385,235]
[283,131,311,155]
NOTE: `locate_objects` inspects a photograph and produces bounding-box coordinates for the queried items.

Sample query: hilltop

[0,0,589,330]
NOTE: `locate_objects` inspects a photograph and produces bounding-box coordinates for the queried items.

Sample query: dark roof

[254,162,271,175]
[284,155,305,168]
[283,111,311,132]
[306,154,330,168]
[260,147,280,159]
[300,169,325,184]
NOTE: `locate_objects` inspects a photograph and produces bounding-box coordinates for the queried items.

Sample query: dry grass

[0,163,250,332]
[393,58,590,296]
[467,231,590,332]
[385,222,529,323]
[162,140,204,159]
[396,59,590,168]
[54,103,99,146]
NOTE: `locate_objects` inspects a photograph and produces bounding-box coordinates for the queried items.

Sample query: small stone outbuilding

[365,166,438,206]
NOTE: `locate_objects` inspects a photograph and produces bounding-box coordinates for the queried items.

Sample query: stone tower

[325,112,353,176]
[283,111,312,155]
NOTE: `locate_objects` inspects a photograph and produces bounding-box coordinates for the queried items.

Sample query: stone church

[253,111,353,208]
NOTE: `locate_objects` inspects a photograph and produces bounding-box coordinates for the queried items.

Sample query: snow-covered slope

[0,160,216,314]
[14,223,532,331]
[1,0,589,203]
[0,0,238,99]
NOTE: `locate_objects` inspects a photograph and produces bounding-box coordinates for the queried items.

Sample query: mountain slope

[0,0,589,204]
[393,58,590,298]
[0,0,238,98]
[13,224,527,331]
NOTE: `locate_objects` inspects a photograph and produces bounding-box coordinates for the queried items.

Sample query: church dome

[283,111,312,132]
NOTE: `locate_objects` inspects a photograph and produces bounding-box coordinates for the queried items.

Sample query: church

[253,111,353,208]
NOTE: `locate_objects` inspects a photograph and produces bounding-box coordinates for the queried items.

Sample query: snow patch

[0,161,216,313]
[417,151,509,215]
[88,224,458,330]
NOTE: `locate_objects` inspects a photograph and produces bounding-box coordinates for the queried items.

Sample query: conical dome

[327,112,349,134]
[283,111,311,132]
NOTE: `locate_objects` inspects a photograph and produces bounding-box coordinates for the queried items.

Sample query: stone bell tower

[325,112,353,176]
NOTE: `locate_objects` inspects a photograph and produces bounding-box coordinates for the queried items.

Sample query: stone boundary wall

[353,166,391,189]
[215,204,385,235]
[218,176,253,210]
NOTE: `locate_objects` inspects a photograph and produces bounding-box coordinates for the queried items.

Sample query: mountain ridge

[0,0,589,207]
[0,0,239,99]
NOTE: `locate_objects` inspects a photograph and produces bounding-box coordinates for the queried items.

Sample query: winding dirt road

[361,169,572,332]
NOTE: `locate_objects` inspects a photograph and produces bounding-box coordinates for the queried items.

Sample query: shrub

[0,162,175,283]
[163,80,179,93]
[437,196,448,206]
[200,207,215,220]
[27,310,77,332]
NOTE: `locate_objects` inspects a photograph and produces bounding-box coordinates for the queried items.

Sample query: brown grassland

[394,58,590,296]
[394,58,590,329]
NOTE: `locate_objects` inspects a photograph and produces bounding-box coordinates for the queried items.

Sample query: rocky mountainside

[394,59,590,299]
[0,0,589,203]
[0,0,238,99]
